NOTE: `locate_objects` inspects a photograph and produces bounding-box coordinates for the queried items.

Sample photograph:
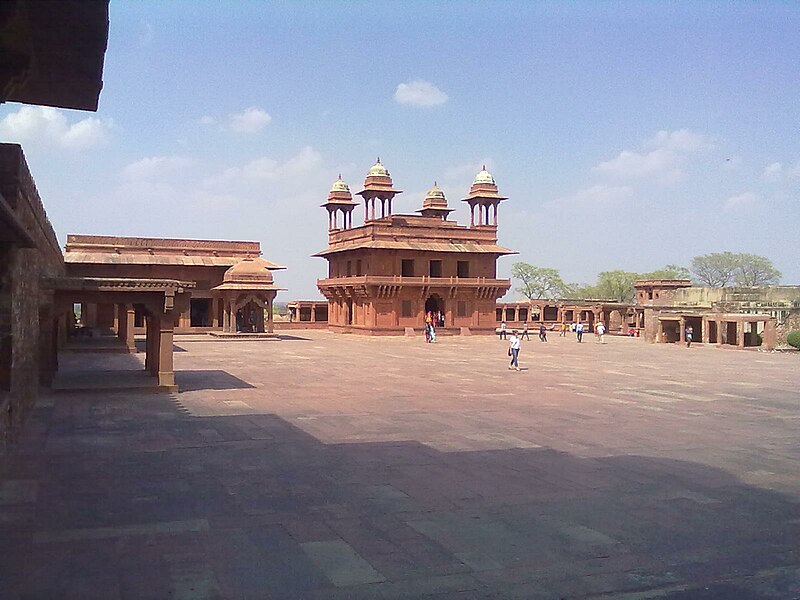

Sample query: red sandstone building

[316,161,515,334]
[65,234,285,335]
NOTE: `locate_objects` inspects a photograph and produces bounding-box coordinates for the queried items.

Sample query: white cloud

[0,106,112,151]
[228,107,272,133]
[762,160,800,182]
[394,80,449,107]
[593,128,714,184]
[724,191,760,212]
[198,115,216,126]
[549,184,634,210]
[121,155,194,180]
[204,146,322,189]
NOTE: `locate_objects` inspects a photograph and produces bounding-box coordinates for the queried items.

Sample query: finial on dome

[434,180,438,186]
[482,164,486,170]
[377,157,381,164]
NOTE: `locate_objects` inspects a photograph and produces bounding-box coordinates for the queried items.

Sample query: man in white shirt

[576,322,584,343]
[508,331,521,371]
[596,321,606,343]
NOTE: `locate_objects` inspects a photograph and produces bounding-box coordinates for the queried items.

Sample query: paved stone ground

[1,331,799,599]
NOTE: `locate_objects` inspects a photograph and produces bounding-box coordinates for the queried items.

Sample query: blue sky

[2,1,798,299]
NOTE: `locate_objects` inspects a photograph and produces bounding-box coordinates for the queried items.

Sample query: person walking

[576,321,584,343]
[685,325,693,348]
[539,323,547,342]
[560,322,567,337]
[521,322,531,341]
[499,321,507,340]
[508,330,521,371]
[596,321,606,343]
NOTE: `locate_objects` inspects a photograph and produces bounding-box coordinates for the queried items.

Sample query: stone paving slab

[1,331,799,598]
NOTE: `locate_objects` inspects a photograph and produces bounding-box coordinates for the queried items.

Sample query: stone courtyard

[1,332,799,599]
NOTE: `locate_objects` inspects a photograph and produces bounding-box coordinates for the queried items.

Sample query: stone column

[763,319,776,350]
[737,321,745,348]
[211,297,219,328]
[266,293,274,334]
[116,304,126,344]
[679,317,685,343]
[145,314,159,376]
[158,314,175,388]
[118,304,136,353]
[310,304,316,323]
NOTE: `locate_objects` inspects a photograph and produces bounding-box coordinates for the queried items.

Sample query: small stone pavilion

[211,258,285,336]
[316,160,516,335]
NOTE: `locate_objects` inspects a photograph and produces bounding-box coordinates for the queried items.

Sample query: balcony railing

[317,275,511,287]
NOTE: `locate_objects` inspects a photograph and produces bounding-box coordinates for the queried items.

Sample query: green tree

[511,263,569,300]
[690,252,740,287]
[691,252,781,287]
[592,270,641,302]
[733,253,781,286]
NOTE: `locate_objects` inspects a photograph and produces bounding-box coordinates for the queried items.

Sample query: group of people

[424,310,444,343]
[500,321,549,342]
[503,319,610,371]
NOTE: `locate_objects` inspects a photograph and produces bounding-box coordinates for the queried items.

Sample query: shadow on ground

[1,392,799,600]
[175,370,256,392]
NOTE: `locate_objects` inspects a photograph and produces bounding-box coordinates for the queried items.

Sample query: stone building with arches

[316,160,515,335]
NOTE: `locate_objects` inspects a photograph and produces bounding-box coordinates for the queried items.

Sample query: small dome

[426,182,445,200]
[223,258,275,285]
[424,182,447,207]
[330,175,350,194]
[473,166,495,186]
[367,158,389,178]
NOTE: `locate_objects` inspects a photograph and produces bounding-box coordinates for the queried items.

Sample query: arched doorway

[424,294,445,327]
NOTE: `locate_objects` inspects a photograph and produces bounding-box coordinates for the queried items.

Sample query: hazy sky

[2,1,798,299]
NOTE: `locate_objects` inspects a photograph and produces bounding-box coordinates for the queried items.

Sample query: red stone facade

[316,163,515,335]
[65,235,283,334]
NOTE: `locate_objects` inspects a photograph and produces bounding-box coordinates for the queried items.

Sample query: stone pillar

[679,317,685,343]
[116,304,126,344]
[267,294,274,334]
[145,315,158,376]
[211,297,219,328]
[158,314,175,388]
[310,304,316,323]
[763,319,776,350]
[702,317,709,344]
[737,321,745,348]
[118,304,136,353]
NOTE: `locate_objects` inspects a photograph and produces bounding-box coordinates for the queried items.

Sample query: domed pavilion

[316,161,516,335]
[212,257,285,335]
